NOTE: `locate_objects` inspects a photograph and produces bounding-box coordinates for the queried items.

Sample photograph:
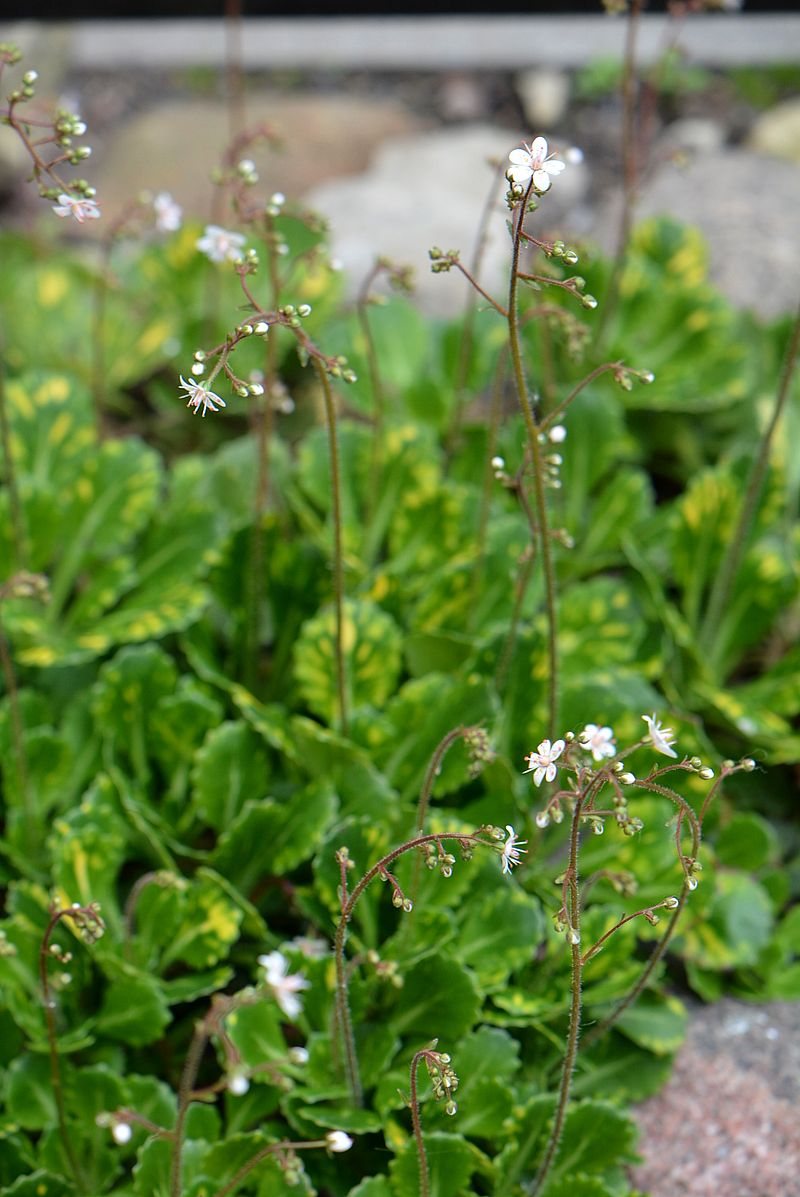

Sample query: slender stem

[410,1051,432,1197]
[357,263,389,525]
[0,340,28,567]
[224,0,246,145]
[409,726,469,907]
[468,347,508,632]
[451,260,508,318]
[170,1020,211,1197]
[40,908,98,1195]
[495,547,535,692]
[596,0,642,344]
[699,300,800,656]
[0,610,34,851]
[334,830,494,1105]
[580,881,689,1051]
[528,799,584,1197]
[540,361,623,430]
[506,188,559,734]
[313,361,348,737]
[209,1139,329,1197]
[447,159,506,455]
[90,257,110,441]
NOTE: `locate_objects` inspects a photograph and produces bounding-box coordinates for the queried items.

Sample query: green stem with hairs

[527,797,585,1196]
[313,361,349,737]
[334,829,496,1106]
[507,184,559,734]
[699,300,800,658]
[596,0,642,345]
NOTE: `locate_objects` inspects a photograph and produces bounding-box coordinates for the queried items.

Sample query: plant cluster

[0,14,798,1197]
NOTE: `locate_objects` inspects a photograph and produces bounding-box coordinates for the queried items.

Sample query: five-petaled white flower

[258,950,310,1020]
[500,825,528,875]
[579,724,617,762]
[507,137,566,193]
[642,713,678,759]
[196,224,246,263]
[52,192,101,223]
[179,375,226,417]
[326,1131,353,1153]
[524,738,565,787]
[153,191,182,233]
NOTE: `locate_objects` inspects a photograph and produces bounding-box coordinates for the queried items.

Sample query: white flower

[579,724,617,762]
[153,191,182,233]
[258,950,309,1020]
[500,824,528,875]
[196,224,246,263]
[179,375,226,417]
[326,1131,353,1153]
[52,192,101,223]
[642,713,678,759]
[507,137,566,193]
[111,1120,132,1145]
[524,738,565,787]
[288,935,329,960]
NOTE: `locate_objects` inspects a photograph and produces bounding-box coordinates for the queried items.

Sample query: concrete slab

[1,15,799,71]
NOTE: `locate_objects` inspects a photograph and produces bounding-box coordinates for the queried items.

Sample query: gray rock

[91,92,423,218]
[516,68,571,128]
[748,97,800,164]
[590,148,800,319]
[662,117,726,155]
[305,124,589,317]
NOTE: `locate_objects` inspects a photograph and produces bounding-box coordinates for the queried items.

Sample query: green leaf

[0,1171,73,1197]
[294,598,403,724]
[97,974,171,1046]
[715,813,778,871]
[213,780,338,893]
[456,886,544,987]
[679,872,774,970]
[389,1132,479,1197]
[388,955,481,1041]
[191,721,270,832]
[348,1179,393,1197]
[160,875,243,969]
[614,990,688,1056]
[225,1001,287,1071]
[48,774,127,932]
[550,1100,638,1179]
[543,1179,618,1197]
[4,1055,56,1129]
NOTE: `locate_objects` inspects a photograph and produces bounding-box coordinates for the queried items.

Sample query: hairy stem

[507,187,559,734]
[40,908,98,1195]
[170,1019,211,1197]
[409,1051,432,1197]
[334,829,495,1105]
[699,300,800,657]
[528,799,584,1196]
[314,360,349,737]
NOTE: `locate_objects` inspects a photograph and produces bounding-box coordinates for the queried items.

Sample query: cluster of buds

[1,45,99,217]
[423,1045,459,1116]
[62,900,105,945]
[428,246,460,274]
[681,856,702,891]
[365,949,404,989]
[463,726,495,779]
[553,907,581,947]
[613,364,656,392]
[380,867,414,913]
[544,238,580,268]
[0,571,50,603]
[422,841,457,880]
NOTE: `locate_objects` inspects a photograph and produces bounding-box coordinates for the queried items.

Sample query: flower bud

[699,767,714,780]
